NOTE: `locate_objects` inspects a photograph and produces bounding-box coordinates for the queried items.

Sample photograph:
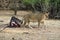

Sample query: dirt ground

[0,10,60,40]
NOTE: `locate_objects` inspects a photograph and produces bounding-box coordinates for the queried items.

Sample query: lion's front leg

[41,20,47,30]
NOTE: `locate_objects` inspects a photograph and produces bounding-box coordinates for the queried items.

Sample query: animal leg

[41,21,47,30]
[38,20,40,28]
[23,20,27,27]
[28,20,33,29]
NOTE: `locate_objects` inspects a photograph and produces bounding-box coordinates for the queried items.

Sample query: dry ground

[0,10,60,40]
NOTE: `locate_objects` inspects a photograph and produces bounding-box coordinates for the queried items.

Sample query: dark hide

[8,16,23,27]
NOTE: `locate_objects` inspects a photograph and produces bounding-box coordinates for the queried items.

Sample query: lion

[23,12,49,28]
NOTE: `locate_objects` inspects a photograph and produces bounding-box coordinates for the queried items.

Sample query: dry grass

[0,11,60,40]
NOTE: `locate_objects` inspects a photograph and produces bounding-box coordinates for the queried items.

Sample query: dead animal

[8,16,23,27]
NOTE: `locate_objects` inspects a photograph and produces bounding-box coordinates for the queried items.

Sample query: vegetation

[0,0,60,18]
[22,0,60,18]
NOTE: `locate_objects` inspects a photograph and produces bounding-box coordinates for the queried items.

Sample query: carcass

[8,16,23,27]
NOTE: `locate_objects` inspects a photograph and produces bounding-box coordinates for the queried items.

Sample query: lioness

[23,12,49,28]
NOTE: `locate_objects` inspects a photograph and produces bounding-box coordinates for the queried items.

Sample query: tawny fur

[23,12,49,28]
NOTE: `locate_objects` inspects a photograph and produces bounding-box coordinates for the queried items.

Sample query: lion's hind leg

[27,20,33,29]
[24,19,33,29]
[38,20,40,28]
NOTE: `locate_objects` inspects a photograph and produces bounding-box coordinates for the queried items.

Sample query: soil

[0,10,60,40]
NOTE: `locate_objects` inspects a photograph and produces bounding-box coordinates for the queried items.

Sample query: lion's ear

[46,12,49,14]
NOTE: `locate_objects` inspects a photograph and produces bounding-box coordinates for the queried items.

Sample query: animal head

[43,12,49,19]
